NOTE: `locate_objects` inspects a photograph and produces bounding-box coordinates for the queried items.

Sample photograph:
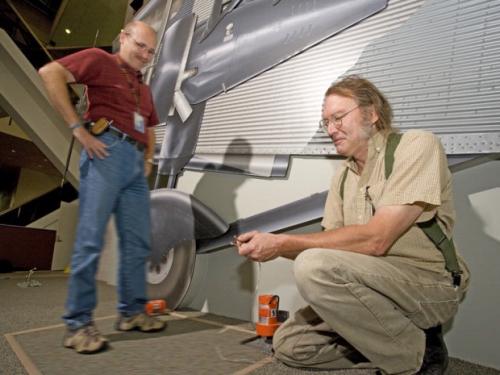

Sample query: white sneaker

[115,313,166,332]
[63,323,108,354]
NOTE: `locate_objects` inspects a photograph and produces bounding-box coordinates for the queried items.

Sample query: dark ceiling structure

[0,0,132,178]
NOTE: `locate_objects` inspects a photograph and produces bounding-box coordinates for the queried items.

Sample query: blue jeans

[63,132,151,329]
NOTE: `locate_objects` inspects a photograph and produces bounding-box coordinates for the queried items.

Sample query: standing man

[235,75,469,374]
[39,21,165,354]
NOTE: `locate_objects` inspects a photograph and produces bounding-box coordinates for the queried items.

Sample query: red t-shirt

[57,48,159,145]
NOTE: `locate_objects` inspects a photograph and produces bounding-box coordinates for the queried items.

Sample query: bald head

[122,20,156,36]
[119,21,157,71]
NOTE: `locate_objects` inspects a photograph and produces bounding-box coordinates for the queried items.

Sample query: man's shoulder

[62,47,113,63]
[56,47,118,83]
[399,129,440,148]
[82,47,113,60]
[393,130,445,164]
[81,47,110,55]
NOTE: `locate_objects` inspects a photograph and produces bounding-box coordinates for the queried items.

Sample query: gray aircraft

[135,0,500,310]
[135,0,388,308]
[143,0,387,179]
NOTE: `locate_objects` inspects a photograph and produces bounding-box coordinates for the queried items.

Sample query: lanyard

[116,56,141,112]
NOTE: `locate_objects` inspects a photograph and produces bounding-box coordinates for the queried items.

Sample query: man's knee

[294,249,347,296]
[272,323,315,364]
[295,249,326,283]
[272,323,290,358]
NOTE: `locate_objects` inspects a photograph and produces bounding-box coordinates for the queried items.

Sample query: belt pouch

[89,118,111,135]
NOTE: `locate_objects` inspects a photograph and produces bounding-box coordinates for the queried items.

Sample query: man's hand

[235,231,282,262]
[145,128,155,177]
[73,127,109,159]
[144,160,153,177]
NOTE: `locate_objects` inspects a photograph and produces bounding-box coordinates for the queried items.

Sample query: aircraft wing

[184,0,388,104]
[150,0,387,122]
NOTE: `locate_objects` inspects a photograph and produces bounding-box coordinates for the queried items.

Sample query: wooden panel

[0,224,55,270]
[0,132,60,176]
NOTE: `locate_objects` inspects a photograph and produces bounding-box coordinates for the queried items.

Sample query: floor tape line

[232,356,274,375]
[4,333,43,375]
[5,311,255,375]
[170,311,255,335]
[6,315,116,336]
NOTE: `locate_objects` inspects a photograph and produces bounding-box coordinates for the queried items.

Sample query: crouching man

[235,75,469,374]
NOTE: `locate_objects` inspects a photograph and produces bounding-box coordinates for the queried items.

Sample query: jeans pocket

[98,132,120,149]
[80,152,90,178]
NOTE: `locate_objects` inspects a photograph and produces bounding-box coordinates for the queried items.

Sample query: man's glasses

[319,105,359,131]
[125,32,155,56]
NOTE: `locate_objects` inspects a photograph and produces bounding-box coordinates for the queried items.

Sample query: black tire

[146,239,196,310]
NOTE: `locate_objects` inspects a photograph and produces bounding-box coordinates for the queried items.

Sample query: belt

[106,127,145,152]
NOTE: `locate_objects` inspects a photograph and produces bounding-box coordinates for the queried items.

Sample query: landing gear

[146,239,196,310]
[146,189,228,310]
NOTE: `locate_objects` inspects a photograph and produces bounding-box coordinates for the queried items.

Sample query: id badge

[134,112,145,133]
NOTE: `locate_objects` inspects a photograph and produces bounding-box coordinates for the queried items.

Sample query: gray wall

[446,158,500,369]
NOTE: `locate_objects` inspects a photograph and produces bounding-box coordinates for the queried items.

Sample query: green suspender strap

[385,133,462,286]
[416,220,462,287]
[339,169,348,200]
[340,132,462,286]
[384,132,402,178]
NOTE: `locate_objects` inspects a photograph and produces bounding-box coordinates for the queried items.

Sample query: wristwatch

[69,122,82,130]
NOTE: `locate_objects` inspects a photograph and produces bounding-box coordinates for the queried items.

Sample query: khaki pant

[273,248,467,374]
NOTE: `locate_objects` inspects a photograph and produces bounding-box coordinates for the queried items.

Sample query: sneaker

[115,313,166,332]
[63,323,108,354]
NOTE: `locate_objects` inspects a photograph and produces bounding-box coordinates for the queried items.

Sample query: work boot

[63,322,108,354]
[115,312,166,332]
[417,325,449,374]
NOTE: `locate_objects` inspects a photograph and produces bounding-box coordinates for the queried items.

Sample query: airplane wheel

[146,188,226,311]
[146,239,196,310]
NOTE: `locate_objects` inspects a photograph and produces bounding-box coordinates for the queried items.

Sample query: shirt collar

[114,54,143,82]
[369,131,386,155]
[343,131,386,175]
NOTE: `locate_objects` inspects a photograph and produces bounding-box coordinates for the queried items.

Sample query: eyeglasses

[319,105,359,131]
[125,32,155,56]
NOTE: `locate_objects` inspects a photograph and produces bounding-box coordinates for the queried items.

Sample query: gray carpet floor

[1,271,499,375]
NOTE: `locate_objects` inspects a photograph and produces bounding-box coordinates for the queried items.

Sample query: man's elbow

[38,62,68,82]
[38,63,56,82]
[368,236,391,257]
[38,64,48,78]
